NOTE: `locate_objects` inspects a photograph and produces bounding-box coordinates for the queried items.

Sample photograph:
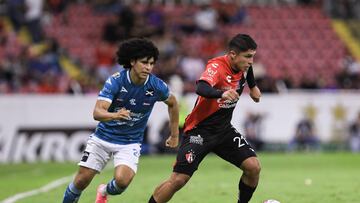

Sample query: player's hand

[165,135,179,148]
[250,86,261,103]
[114,108,131,120]
[222,89,240,102]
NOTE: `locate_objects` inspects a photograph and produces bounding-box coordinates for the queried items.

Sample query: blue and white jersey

[95,70,169,144]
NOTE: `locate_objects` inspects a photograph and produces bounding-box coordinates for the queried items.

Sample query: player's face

[230,49,256,72]
[131,57,155,80]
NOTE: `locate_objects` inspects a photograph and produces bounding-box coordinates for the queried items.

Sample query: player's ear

[229,50,237,60]
[130,59,136,66]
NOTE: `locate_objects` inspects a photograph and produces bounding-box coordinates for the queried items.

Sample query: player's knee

[250,162,261,176]
[114,176,132,189]
[73,174,93,190]
[242,158,261,177]
[73,178,91,190]
[171,175,190,190]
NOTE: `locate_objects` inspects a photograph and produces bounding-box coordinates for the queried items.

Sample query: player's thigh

[78,134,112,172]
[173,130,212,176]
[112,143,141,174]
[213,127,257,168]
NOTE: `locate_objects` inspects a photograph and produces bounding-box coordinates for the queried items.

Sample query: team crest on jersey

[112,72,120,78]
[185,150,196,163]
[130,98,136,105]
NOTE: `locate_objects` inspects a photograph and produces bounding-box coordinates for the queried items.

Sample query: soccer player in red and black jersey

[148,34,262,203]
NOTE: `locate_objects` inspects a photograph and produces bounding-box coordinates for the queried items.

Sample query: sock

[63,182,82,203]
[106,179,126,195]
[238,179,256,203]
[148,195,157,203]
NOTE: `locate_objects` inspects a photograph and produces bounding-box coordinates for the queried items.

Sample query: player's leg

[63,166,98,203]
[239,157,261,203]
[63,135,111,203]
[96,143,140,201]
[149,129,211,203]
[148,172,191,203]
[214,127,261,203]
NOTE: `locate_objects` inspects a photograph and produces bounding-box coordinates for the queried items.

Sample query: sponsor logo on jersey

[101,87,111,95]
[185,150,196,163]
[211,63,219,68]
[81,151,90,162]
[143,102,150,106]
[106,78,112,85]
[121,87,128,93]
[226,75,232,83]
[217,98,237,108]
[190,134,204,145]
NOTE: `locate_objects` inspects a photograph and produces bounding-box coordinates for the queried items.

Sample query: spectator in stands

[143,3,165,36]
[336,55,360,89]
[117,2,136,39]
[288,115,320,151]
[47,0,68,14]
[178,48,205,93]
[194,3,218,33]
[7,0,25,32]
[95,41,116,81]
[24,0,44,43]
[349,112,360,152]
[243,112,265,151]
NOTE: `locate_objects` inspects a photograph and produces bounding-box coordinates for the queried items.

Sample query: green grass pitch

[1,152,359,203]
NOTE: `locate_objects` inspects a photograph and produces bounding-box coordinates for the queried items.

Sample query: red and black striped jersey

[183,55,246,133]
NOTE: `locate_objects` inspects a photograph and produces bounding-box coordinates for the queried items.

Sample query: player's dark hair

[116,38,159,69]
[228,34,257,53]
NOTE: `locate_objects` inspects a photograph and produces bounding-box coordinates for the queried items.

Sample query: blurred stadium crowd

[0,0,360,94]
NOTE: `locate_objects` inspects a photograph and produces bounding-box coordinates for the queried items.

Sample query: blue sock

[63,182,82,203]
[106,179,126,195]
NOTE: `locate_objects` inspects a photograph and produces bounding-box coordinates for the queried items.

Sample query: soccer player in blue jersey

[62,38,179,203]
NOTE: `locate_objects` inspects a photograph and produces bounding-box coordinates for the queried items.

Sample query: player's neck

[226,55,240,73]
[129,69,146,85]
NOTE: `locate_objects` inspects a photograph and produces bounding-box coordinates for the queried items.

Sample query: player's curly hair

[116,38,159,69]
[228,34,257,53]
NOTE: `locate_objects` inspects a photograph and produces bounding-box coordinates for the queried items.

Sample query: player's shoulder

[108,70,126,84]
[148,74,168,88]
[111,70,126,79]
[207,55,228,69]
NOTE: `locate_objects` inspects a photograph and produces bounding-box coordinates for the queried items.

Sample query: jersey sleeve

[98,74,120,103]
[156,79,170,101]
[198,62,221,87]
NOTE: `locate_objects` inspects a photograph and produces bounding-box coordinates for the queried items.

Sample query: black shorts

[173,126,257,176]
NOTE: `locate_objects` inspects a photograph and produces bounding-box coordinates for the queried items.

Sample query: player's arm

[196,80,239,102]
[246,66,261,103]
[163,93,180,148]
[93,100,131,122]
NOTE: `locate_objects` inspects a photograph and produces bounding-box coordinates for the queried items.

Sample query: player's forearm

[196,80,224,98]
[246,66,256,88]
[250,86,261,103]
[167,97,180,138]
[93,108,117,122]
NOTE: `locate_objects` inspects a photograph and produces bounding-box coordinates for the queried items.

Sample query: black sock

[148,195,157,203]
[238,179,256,203]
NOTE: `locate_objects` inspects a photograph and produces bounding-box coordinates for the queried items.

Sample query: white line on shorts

[1,175,73,203]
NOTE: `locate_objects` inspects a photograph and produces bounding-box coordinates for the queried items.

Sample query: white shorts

[78,134,141,173]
